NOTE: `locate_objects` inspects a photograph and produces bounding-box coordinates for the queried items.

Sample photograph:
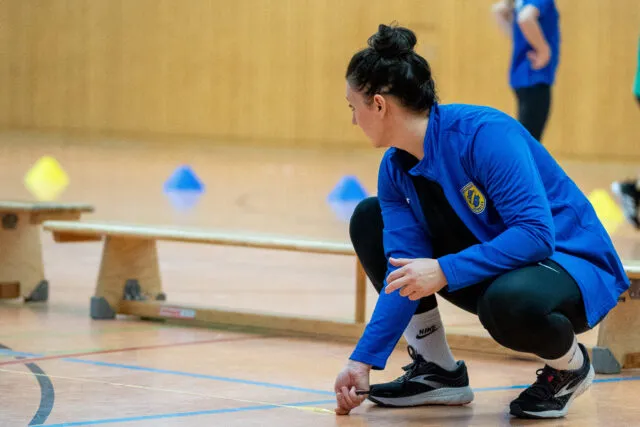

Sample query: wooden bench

[0,202,93,301]
[42,220,369,340]
[591,262,640,373]
[41,220,640,374]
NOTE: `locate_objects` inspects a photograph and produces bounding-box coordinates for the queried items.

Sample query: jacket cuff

[349,350,388,370]
[438,255,461,292]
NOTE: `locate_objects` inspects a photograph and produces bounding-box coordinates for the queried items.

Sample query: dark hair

[346,24,438,114]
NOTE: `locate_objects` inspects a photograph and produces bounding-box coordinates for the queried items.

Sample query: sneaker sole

[510,364,595,419]
[368,386,474,408]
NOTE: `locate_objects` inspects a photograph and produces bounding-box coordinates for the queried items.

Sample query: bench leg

[593,285,640,374]
[0,212,48,302]
[354,259,367,323]
[92,236,163,319]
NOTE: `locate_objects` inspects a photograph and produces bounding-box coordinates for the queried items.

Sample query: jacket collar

[390,102,440,180]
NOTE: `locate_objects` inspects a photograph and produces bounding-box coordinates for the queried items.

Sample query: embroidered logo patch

[461,182,486,214]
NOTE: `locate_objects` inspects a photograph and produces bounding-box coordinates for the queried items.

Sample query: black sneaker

[510,343,595,419]
[367,346,474,407]
[612,180,640,229]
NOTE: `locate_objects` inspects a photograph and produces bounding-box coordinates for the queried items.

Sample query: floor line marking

[33,400,338,427]
[0,335,269,367]
[0,348,334,396]
[0,367,335,416]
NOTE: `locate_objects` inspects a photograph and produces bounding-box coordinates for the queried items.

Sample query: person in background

[492,0,560,142]
[611,35,640,230]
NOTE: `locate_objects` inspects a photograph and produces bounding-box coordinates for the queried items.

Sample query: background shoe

[611,180,640,229]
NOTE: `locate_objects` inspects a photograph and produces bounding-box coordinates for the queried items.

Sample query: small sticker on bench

[2,214,18,229]
[159,307,196,319]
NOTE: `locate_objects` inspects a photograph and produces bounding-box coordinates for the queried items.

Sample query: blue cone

[327,175,368,221]
[164,165,204,211]
[164,165,205,192]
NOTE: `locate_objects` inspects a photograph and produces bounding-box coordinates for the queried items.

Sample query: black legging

[515,83,551,142]
[349,197,590,360]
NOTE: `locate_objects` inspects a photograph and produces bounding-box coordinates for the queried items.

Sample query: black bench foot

[90,296,116,319]
[91,279,167,320]
[25,280,49,302]
[592,346,621,374]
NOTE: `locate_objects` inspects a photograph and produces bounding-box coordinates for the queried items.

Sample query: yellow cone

[588,188,625,234]
[24,156,69,201]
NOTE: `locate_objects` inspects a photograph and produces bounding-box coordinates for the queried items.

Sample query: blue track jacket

[350,103,629,370]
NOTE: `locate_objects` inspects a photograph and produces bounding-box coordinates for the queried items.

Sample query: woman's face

[346,82,388,148]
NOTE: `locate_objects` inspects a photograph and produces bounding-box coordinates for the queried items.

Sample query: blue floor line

[0,349,332,396]
[34,399,337,426]
[63,358,334,395]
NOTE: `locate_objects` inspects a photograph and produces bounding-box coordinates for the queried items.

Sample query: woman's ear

[373,94,386,114]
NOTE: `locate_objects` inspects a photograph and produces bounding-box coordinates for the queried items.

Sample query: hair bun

[368,24,417,59]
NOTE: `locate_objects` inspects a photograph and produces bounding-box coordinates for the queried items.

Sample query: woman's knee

[476,265,585,357]
[349,197,382,247]
[477,274,547,336]
[349,197,387,292]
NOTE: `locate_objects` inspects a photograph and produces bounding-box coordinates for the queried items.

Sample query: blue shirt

[349,103,629,370]
[510,0,560,88]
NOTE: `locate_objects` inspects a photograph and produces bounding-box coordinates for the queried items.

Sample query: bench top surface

[0,201,94,213]
[42,220,640,273]
[43,220,355,255]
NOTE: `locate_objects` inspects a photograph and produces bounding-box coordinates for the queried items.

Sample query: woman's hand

[384,257,448,300]
[334,360,370,415]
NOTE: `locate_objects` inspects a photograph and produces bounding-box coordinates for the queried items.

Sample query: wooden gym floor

[1,131,640,426]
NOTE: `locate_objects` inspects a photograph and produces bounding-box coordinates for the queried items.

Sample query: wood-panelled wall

[0,0,638,159]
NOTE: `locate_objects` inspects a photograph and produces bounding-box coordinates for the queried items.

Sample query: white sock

[403,307,457,371]
[542,336,584,371]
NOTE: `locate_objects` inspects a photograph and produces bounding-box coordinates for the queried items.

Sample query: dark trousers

[349,197,591,360]
[515,83,551,142]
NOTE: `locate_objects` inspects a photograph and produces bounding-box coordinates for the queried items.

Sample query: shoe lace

[394,346,427,383]
[523,366,566,400]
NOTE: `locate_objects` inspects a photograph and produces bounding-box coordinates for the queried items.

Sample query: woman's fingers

[341,386,357,408]
[335,387,366,415]
[386,266,405,284]
[389,257,412,267]
[336,391,351,413]
[334,406,350,415]
[334,364,371,415]
[408,290,424,300]
[348,386,366,405]
[386,275,412,294]
[399,283,418,297]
